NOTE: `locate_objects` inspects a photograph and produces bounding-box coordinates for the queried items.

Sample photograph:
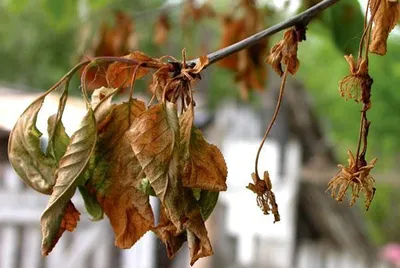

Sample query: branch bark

[188,0,341,67]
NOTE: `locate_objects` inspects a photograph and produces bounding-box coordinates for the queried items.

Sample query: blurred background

[1,0,400,267]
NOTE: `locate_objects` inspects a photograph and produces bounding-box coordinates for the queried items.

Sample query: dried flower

[339,55,373,108]
[247,171,280,222]
[327,150,377,210]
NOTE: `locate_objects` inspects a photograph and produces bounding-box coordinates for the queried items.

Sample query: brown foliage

[217,0,268,99]
[266,28,301,76]
[369,0,400,55]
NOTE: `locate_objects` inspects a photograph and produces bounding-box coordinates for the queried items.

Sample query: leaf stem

[254,67,288,179]
[187,0,341,67]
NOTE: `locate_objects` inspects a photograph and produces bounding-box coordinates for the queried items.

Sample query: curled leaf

[183,197,213,266]
[198,190,219,221]
[88,100,154,248]
[8,95,57,194]
[152,207,187,259]
[41,107,97,254]
[266,28,300,76]
[78,186,103,221]
[127,102,184,231]
[180,106,227,191]
[47,87,69,162]
[106,51,156,88]
[369,0,400,55]
[42,201,80,255]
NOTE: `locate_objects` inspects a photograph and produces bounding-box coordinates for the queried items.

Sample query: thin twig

[187,0,341,67]
[255,67,289,179]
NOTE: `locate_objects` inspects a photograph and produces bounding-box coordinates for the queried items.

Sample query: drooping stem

[254,67,289,179]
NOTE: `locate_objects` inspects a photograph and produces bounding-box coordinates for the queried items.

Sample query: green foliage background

[1,0,400,246]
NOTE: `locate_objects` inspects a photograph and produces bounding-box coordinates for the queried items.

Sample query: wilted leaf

[78,186,103,221]
[152,206,187,259]
[47,87,69,163]
[106,51,155,88]
[266,28,300,76]
[8,95,57,194]
[369,0,400,55]
[198,190,219,221]
[190,56,209,74]
[42,201,80,255]
[127,102,185,231]
[87,100,154,248]
[41,107,97,254]
[149,67,171,102]
[180,107,227,191]
[47,116,69,162]
[80,11,136,91]
[153,199,214,265]
[184,204,213,265]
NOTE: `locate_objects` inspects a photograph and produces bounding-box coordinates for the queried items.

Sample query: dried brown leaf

[106,51,156,88]
[185,207,213,265]
[369,0,400,55]
[266,28,300,76]
[180,106,227,191]
[127,102,185,231]
[87,100,154,248]
[152,207,187,259]
[81,11,136,91]
[42,201,80,255]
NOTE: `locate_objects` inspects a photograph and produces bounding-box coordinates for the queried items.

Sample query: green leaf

[139,178,156,196]
[8,95,57,194]
[47,115,69,162]
[198,191,219,221]
[78,186,103,221]
[41,107,97,254]
[323,0,364,55]
[46,87,69,162]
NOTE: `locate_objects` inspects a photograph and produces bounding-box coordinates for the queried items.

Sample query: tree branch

[188,0,341,67]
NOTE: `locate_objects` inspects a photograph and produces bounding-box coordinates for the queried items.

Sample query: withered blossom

[247,171,280,222]
[327,150,377,210]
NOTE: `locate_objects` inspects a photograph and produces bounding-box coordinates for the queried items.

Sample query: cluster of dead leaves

[217,0,268,100]
[8,52,227,265]
[79,11,138,91]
